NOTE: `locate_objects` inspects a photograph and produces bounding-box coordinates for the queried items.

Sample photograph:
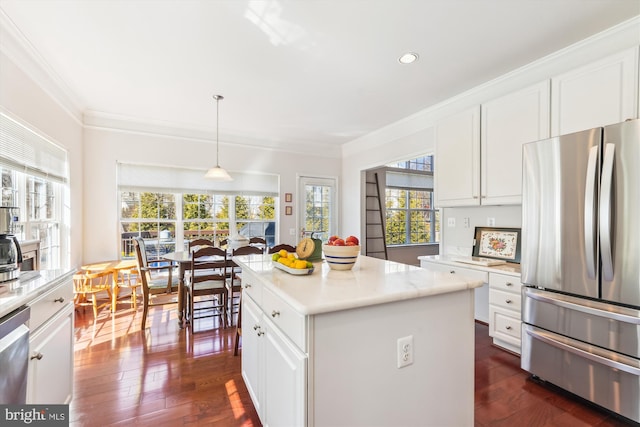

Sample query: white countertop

[0,269,74,318]
[233,254,484,315]
[418,255,521,277]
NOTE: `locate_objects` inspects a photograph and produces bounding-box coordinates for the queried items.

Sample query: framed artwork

[472,227,521,263]
[285,206,293,215]
[285,193,293,203]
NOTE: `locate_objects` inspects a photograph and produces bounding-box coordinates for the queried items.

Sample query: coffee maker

[0,207,22,282]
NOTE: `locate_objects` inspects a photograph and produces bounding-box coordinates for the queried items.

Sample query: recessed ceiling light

[398,52,419,64]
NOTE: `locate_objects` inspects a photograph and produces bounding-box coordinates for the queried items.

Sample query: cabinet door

[551,47,639,136]
[263,317,306,427]
[240,295,264,420]
[481,80,551,205]
[27,304,74,404]
[435,105,481,207]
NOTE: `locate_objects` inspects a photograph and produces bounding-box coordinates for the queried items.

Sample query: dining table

[162,247,239,327]
[79,259,138,312]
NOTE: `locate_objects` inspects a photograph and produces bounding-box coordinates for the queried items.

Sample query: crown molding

[0,9,84,126]
[83,110,342,159]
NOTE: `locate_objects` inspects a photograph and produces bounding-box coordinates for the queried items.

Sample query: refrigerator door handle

[525,288,640,324]
[525,326,640,376]
[584,145,598,279]
[600,143,615,281]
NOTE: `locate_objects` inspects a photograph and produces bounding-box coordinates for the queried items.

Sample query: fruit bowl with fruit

[323,235,360,271]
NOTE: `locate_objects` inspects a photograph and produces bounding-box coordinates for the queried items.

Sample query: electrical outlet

[463,217,470,228]
[397,335,414,368]
[447,218,456,227]
[487,217,496,227]
[289,228,296,236]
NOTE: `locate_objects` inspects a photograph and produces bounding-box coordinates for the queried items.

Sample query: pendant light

[205,95,233,181]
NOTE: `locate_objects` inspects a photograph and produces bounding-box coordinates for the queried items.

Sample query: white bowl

[322,244,360,270]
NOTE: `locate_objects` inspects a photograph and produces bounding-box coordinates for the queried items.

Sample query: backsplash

[440,205,522,256]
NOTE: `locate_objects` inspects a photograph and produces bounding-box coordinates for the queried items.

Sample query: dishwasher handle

[0,305,30,340]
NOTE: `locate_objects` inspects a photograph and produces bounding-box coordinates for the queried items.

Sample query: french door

[297,176,337,243]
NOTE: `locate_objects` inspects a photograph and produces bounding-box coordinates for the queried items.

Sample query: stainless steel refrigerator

[521,118,640,423]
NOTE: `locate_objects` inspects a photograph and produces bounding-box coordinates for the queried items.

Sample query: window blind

[0,112,68,183]
[117,162,279,196]
[386,170,433,189]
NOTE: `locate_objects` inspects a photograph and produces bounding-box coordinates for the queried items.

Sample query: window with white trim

[0,112,69,269]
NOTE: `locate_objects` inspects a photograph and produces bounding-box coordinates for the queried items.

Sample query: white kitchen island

[233,253,484,427]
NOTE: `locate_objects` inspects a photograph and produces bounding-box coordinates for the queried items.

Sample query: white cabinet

[435,80,550,207]
[434,105,481,207]
[419,259,489,323]
[27,277,74,404]
[241,295,263,417]
[480,80,550,205]
[263,316,306,426]
[488,272,522,355]
[241,273,307,426]
[551,47,639,136]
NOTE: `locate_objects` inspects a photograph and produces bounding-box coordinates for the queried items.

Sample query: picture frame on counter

[472,227,521,263]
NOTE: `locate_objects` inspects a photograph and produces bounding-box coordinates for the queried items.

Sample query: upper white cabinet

[551,47,639,136]
[435,81,550,207]
[481,80,551,205]
[434,105,481,207]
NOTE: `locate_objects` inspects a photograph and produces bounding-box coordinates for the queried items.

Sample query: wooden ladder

[365,172,388,260]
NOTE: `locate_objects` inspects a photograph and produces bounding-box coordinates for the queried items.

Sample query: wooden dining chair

[116,268,141,309]
[73,270,114,318]
[268,243,296,254]
[185,246,228,332]
[133,237,180,330]
[189,238,215,249]
[234,292,242,356]
[227,245,263,325]
[249,237,267,253]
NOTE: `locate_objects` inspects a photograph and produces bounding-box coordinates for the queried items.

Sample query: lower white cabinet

[241,284,306,426]
[488,272,522,354]
[27,276,74,404]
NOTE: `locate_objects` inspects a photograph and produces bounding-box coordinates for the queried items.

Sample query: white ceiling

[1,0,639,152]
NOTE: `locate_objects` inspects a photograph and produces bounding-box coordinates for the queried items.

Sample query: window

[117,163,279,259]
[0,112,69,270]
[384,155,439,246]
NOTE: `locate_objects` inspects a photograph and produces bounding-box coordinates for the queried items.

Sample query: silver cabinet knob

[253,324,260,330]
[505,282,513,287]
[244,284,252,288]
[506,326,512,330]
[31,352,43,361]
[271,310,280,318]
[449,270,455,274]
[257,331,265,336]
[505,299,512,304]
[54,297,65,303]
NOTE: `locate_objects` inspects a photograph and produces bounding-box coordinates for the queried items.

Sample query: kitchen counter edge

[0,269,75,318]
[233,254,484,316]
[418,255,521,277]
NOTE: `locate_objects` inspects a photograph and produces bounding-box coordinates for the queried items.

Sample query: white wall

[82,127,340,263]
[0,51,83,268]
[341,17,640,255]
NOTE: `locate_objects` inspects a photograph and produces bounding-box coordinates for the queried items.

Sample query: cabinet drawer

[489,288,521,312]
[489,273,521,293]
[241,270,263,306]
[421,262,489,283]
[262,287,306,352]
[489,307,522,342]
[29,280,73,331]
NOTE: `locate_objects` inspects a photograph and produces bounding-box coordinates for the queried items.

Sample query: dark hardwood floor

[71,303,635,426]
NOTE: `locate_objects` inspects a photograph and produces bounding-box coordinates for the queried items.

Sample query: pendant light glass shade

[205,94,233,181]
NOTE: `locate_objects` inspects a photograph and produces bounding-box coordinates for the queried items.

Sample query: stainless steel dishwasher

[0,305,30,404]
